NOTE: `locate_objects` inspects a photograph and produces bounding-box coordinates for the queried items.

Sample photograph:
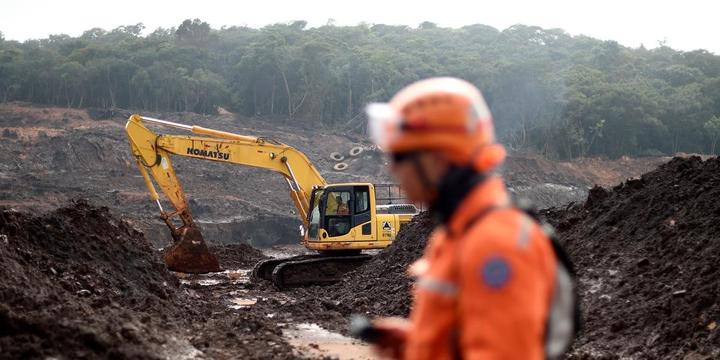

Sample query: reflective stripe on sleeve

[517,214,532,249]
[416,276,458,297]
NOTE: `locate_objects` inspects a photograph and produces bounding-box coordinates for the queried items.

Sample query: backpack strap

[451,204,580,360]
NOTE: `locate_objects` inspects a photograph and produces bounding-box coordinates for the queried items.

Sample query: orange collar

[446,176,511,236]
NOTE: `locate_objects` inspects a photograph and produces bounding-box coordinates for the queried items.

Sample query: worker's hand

[371,317,410,360]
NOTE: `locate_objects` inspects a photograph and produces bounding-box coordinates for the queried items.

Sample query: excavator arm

[125,114,327,273]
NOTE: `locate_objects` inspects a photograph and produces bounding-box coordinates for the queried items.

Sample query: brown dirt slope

[293,156,719,358]
[0,200,294,359]
[544,156,720,359]
[328,212,435,317]
[287,212,435,335]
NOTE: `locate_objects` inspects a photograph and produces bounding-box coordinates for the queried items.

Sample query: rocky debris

[0,200,295,359]
[543,156,720,359]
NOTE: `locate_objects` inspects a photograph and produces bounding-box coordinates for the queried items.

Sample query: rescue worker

[365,77,576,359]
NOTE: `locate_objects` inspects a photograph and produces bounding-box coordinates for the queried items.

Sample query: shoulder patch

[480,256,512,289]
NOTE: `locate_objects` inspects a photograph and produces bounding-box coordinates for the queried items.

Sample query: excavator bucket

[163,225,221,273]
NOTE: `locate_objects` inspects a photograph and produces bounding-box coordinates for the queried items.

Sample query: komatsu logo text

[187,148,230,160]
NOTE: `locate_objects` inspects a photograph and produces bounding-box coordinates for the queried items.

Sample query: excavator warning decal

[382,221,392,232]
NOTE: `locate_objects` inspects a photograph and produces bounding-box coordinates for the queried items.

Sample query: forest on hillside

[1,19,720,158]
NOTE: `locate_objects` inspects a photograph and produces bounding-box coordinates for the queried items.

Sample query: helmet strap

[429,165,486,225]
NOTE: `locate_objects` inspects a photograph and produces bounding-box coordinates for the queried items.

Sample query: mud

[284,212,436,336]
[284,323,374,359]
[211,243,268,269]
[1,104,705,359]
[294,157,720,359]
[0,200,295,359]
[543,156,720,359]
[325,212,435,317]
[198,214,301,248]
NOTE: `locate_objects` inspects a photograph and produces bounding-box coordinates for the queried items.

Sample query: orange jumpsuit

[404,177,558,360]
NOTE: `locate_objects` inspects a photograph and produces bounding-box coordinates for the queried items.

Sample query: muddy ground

[290,157,720,359]
[2,159,719,358]
[4,104,711,359]
[543,157,720,359]
[0,200,295,359]
[0,200,386,359]
[285,158,720,359]
[287,211,436,327]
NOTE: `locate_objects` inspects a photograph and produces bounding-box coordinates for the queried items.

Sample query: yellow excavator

[125,114,417,288]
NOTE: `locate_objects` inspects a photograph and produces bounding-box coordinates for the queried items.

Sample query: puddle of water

[196,279,222,286]
[177,269,251,286]
[228,297,258,309]
[263,244,311,259]
[284,323,376,360]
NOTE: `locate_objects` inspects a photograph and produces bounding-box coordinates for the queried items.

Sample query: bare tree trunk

[106,68,116,107]
[280,69,292,120]
[271,77,276,115]
[253,85,258,115]
[346,74,353,120]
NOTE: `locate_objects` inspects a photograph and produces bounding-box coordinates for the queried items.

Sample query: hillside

[0,104,665,248]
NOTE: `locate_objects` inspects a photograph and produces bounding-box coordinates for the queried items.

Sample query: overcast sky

[1,0,718,54]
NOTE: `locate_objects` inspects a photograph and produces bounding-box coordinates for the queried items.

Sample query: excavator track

[252,254,372,290]
[252,255,317,282]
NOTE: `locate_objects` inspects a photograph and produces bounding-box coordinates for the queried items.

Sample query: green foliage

[1,20,720,158]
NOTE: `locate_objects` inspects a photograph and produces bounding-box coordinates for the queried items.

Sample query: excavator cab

[304,184,412,250]
[307,185,365,240]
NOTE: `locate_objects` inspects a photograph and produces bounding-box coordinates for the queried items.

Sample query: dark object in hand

[349,314,383,343]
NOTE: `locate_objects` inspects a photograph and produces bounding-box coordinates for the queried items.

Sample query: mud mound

[211,243,268,269]
[328,212,435,317]
[0,200,184,358]
[283,212,435,335]
[543,156,720,359]
[0,200,294,359]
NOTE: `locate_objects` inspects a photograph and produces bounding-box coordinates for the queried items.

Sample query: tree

[1,20,719,159]
[56,61,86,107]
[703,116,720,154]
[175,19,212,45]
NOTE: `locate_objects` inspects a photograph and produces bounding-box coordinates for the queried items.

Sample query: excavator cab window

[308,189,324,239]
[355,188,369,213]
[310,185,372,240]
[324,190,352,237]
